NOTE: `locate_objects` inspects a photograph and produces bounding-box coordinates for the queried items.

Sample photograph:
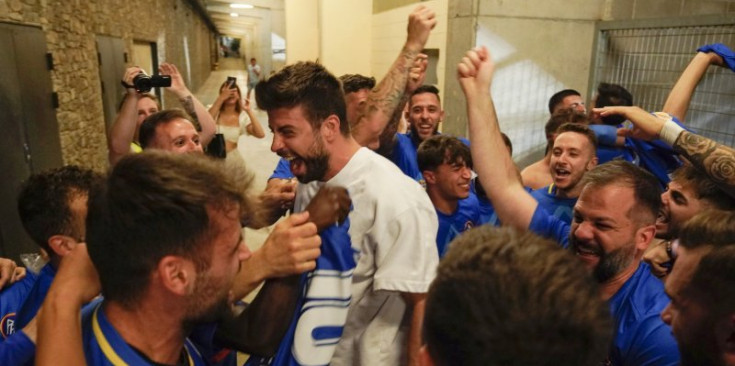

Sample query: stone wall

[0,0,215,170]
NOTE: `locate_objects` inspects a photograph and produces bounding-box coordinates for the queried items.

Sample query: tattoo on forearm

[180,95,202,131]
[674,131,735,195]
[353,47,419,130]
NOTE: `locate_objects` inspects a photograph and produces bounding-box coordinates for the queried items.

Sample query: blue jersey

[247,217,355,366]
[530,184,577,225]
[0,271,38,339]
[528,207,678,365]
[270,157,295,180]
[15,263,56,330]
[81,301,208,366]
[607,263,679,366]
[436,194,480,257]
[0,330,35,365]
[589,114,687,188]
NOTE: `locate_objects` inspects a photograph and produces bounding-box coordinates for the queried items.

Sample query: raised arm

[242,99,265,139]
[108,67,145,165]
[597,105,735,198]
[458,47,538,230]
[351,5,435,148]
[662,48,725,121]
[159,63,217,145]
[36,244,100,366]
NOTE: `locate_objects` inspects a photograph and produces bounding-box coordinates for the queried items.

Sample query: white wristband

[659,119,685,147]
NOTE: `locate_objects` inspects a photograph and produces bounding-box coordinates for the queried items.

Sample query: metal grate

[591,19,735,146]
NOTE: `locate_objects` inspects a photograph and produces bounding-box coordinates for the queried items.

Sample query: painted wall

[319,0,373,76]
[285,0,320,63]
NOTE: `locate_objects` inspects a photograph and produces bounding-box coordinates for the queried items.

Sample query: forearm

[673,131,735,197]
[208,98,225,119]
[245,109,266,138]
[178,93,217,145]
[36,290,87,366]
[663,52,715,121]
[231,249,271,300]
[466,92,537,229]
[406,296,425,366]
[353,45,420,145]
[108,93,138,164]
[215,275,301,356]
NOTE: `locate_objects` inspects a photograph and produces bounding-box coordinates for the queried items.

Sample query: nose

[660,190,670,207]
[461,166,471,179]
[271,133,283,153]
[573,220,594,242]
[660,303,672,325]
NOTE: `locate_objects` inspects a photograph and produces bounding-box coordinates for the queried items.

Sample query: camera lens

[133,73,153,93]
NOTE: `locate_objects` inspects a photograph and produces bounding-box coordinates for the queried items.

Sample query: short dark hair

[339,74,376,94]
[409,85,440,106]
[555,123,598,154]
[595,83,633,126]
[256,61,349,136]
[86,152,259,309]
[17,166,103,257]
[671,165,735,211]
[545,109,589,142]
[138,109,195,149]
[417,135,472,173]
[581,160,662,225]
[424,226,612,366]
[678,210,735,316]
[548,89,581,114]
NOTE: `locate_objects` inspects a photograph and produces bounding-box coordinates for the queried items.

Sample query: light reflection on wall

[475,24,565,166]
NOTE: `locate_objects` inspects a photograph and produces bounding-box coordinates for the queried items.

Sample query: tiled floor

[194,57,280,285]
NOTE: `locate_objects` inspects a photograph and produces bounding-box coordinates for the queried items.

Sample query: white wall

[371,0,449,96]
[285,0,320,63]
[318,0,373,76]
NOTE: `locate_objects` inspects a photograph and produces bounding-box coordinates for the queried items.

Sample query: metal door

[0,22,63,260]
[96,35,126,132]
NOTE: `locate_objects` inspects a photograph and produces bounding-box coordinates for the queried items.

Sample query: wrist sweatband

[659,119,685,147]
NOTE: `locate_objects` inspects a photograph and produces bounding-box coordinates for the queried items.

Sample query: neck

[323,136,361,181]
[427,188,458,215]
[599,259,640,300]
[555,182,582,199]
[104,298,187,364]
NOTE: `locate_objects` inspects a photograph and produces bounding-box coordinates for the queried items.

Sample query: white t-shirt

[295,147,439,366]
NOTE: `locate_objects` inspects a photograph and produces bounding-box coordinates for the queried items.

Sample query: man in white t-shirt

[251,59,438,366]
[246,57,261,100]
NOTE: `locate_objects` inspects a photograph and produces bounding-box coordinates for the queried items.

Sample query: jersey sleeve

[269,158,295,180]
[528,205,571,248]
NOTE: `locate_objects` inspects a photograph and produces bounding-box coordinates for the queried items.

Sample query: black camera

[133,72,172,93]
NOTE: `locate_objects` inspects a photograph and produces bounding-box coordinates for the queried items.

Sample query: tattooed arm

[160,63,217,145]
[596,106,735,197]
[351,6,435,149]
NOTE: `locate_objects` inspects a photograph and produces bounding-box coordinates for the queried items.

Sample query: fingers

[0,258,16,289]
[12,267,26,282]
[285,210,311,227]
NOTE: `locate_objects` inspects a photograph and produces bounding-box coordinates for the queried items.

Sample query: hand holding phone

[227,76,237,89]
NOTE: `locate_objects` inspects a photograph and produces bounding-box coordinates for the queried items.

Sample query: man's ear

[423,170,437,185]
[47,235,79,257]
[321,115,341,142]
[587,156,598,171]
[635,224,657,252]
[419,345,436,366]
[157,256,195,296]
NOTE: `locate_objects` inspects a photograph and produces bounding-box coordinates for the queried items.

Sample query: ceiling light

[230,12,239,17]
[230,4,253,9]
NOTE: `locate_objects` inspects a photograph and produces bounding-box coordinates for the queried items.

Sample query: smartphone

[227,76,237,89]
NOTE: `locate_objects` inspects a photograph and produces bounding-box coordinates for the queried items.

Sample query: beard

[295,135,330,184]
[182,270,233,331]
[592,245,635,283]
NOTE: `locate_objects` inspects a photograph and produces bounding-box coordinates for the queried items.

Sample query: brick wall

[0,0,215,170]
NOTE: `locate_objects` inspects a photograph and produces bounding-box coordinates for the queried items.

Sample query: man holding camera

[107,62,217,165]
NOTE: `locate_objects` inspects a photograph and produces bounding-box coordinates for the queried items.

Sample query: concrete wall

[371,0,449,99]
[0,0,216,170]
[443,0,735,167]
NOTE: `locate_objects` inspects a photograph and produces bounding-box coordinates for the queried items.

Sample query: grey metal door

[0,22,63,260]
[97,35,126,132]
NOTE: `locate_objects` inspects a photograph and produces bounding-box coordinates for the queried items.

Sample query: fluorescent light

[230,4,253,9]
[230,12,239,17]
